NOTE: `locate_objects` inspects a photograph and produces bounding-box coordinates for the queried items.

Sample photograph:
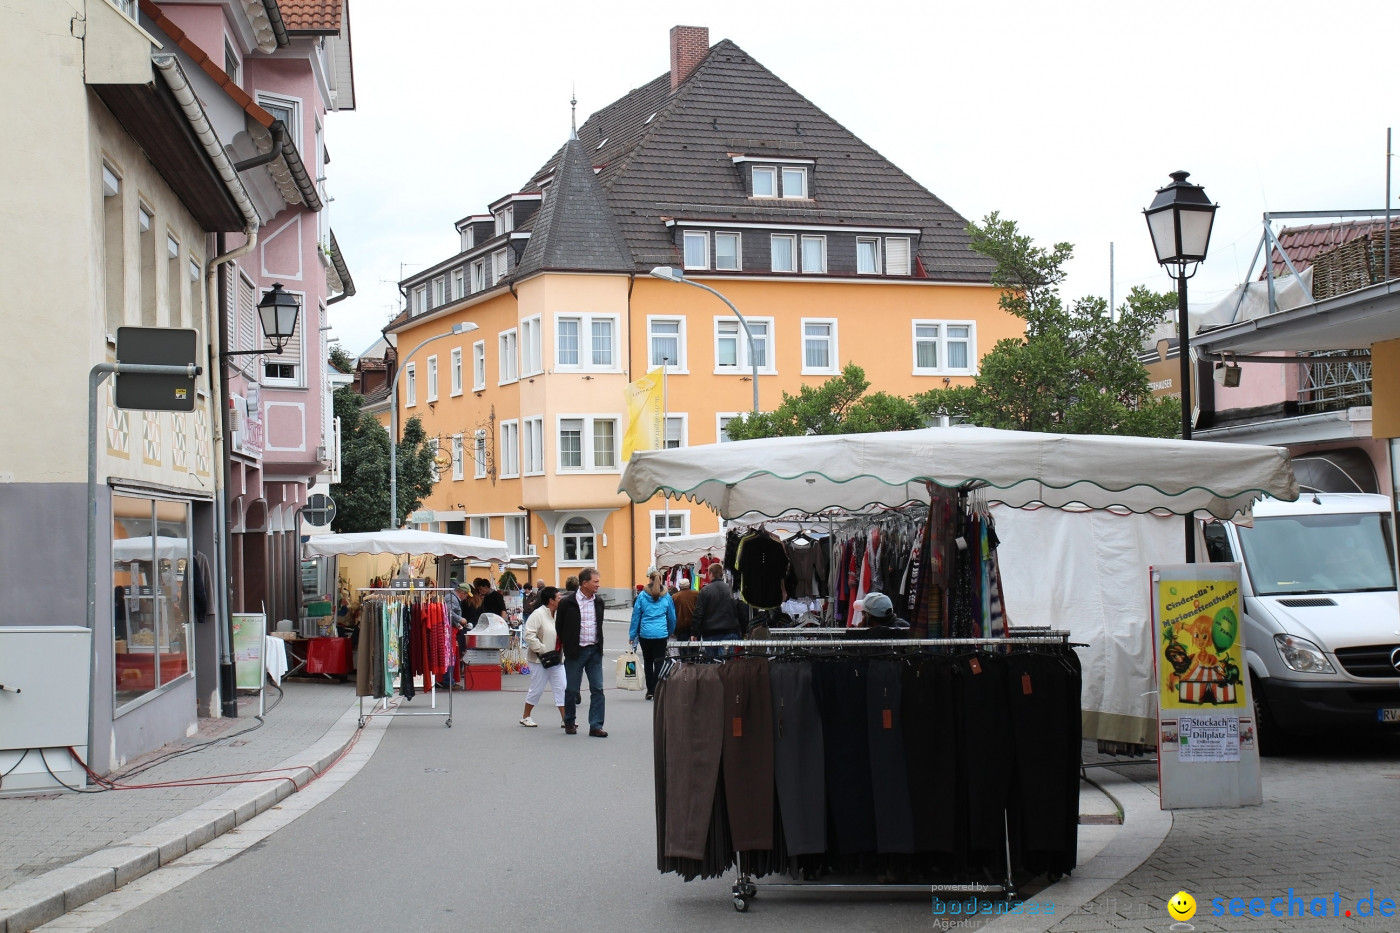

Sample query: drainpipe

[154,55,262,718]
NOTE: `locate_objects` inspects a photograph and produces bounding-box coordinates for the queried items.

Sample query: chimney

[669,25,709,92]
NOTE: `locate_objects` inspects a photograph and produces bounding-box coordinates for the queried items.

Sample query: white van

[1202,493,1400,751]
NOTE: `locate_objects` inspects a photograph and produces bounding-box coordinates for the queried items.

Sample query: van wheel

[1252,674,1291,756]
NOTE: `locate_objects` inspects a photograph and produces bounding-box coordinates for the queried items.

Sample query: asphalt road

[83,624,941,932]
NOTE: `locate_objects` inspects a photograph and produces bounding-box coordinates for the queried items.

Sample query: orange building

[382,27,1020,603]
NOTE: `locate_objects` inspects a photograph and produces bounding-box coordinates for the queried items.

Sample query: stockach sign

[115,327,198,412]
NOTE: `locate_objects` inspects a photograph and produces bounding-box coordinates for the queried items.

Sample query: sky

[323,0,1399,357]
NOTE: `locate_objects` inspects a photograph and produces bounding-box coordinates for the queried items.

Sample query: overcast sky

[324,0,1397,357]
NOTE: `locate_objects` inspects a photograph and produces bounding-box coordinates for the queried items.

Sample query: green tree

[328,345,355,374]
[329,386,437,532]
[915,213,1180,437]
[724,363,924,440]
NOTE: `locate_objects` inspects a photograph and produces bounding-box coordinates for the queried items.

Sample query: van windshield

[1238,512,1396,596]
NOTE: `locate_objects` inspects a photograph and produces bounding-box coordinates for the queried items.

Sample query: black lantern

[256,283,300,353]
[1144,171,1218,270]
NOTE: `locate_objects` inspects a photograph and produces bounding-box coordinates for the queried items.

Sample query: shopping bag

[615,650,644,690]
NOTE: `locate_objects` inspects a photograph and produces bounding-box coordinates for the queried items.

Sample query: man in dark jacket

[691,563,740,645]
[553,567,607,736]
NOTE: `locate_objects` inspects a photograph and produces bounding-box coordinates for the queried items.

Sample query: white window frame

[470,259,486,293]
[498,328,518,385]
[592,418,617,470]
[557,515,597,566]
[470,515,490,539]
[554,414,622,474]
[450,347,463,396]
[520,315,543,376]
[473,432,487,478]
[781,166,808,199]
[495,205,514,235]
[664,414,687,449]
[499,419,520,478]
[554,314,620,372]
[504,514,528,555]
[427,437,442,483]
[472,340,486,391]
[717,412,742,443]
[451,433,465,480]
[491,248,508,285]
[426,355,439,401]
[856,237,882,275]
[411,285,427,314]
[912,320,977,376]
[801,235,827,274]
[522,416,545,475]
[256,92,301,150]
[432,276,445,307]
[885,236,912,276]
[452,268,465,300]
[682,231,709,270]
[650,509,690,560]
[770,233,797,273]
[714,232,741,271]
[647,316,687,371]
[801,318,839,375]
[751,166,776,198]
[404,362,417,407]
[714,315,776,375]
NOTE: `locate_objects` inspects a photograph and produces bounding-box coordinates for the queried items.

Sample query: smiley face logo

[1167,891,1196,921]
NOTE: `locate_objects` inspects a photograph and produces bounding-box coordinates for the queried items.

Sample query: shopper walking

[556,567,607,736]
[519,586,564,727]
[629,570,676,700]
[691,562,741,652]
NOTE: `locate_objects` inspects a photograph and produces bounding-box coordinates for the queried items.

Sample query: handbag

[537,649,562,668]
[615,650,644,690]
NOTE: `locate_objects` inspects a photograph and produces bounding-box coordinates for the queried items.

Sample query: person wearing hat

[853,591,908,637]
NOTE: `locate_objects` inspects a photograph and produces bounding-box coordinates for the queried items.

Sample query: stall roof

[620,426,1299,521]
[654,532,725,566]
[302,530,509,560]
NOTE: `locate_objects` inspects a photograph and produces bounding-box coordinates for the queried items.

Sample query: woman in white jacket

[519,586,564,727]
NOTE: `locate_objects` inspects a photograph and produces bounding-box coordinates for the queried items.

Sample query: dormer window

[781,167,807,199]
[461,226,475,252]
[495,206,514,235]
[683,231,709,270]
[752,167,776,198]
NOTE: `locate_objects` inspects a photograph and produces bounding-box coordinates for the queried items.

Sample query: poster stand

[231,612,267,717]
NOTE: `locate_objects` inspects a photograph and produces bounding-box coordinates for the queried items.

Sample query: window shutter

[885,238,911,275]
[237,278,256,352]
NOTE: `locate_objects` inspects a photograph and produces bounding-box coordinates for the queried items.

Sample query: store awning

[619,426,1299,521]
[654,532,725,566]
[302,529,509,560]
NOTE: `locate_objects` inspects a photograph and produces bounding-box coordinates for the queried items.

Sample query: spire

[569,85,577,140]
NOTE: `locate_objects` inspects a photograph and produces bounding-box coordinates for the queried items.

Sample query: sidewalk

[0,682,363,933]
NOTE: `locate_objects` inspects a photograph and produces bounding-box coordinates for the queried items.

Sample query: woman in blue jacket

[629,570,676,699]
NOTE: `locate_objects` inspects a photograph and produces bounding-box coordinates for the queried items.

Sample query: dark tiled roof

[524,40,993,282]
[281,0,342,33]
[360,383,390,406]
[514,137,632,276]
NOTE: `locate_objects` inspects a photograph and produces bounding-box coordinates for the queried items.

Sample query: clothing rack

[356,587,455,728]
[654,631,1079,912]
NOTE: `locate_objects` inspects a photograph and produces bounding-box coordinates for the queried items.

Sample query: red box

[462,664,501,691]
[305,637,352,675]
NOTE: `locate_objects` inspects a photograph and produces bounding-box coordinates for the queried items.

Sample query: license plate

[1380,709,1400,723]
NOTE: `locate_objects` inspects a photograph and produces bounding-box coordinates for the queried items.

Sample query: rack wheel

[357,717,366,728]
[742,883,758,898]
[732,895,749,912]
[446,718,453,727]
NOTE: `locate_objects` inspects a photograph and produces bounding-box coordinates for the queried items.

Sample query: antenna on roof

[570,84,578,140]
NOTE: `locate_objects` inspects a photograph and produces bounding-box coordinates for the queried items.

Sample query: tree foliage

[328,345,355,374]
[914,213,1180,437]
[329,386,437,533]
[723,363,924,440]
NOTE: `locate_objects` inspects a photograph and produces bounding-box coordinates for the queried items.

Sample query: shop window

[112,495,193,709]
[560,517,597,564]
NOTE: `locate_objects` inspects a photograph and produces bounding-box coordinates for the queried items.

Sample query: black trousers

[638,637,668,695]
[770,661,826,855]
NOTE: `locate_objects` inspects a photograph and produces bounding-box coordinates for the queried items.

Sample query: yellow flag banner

[622,367,664,461]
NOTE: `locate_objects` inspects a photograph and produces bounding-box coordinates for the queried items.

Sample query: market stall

[619,425,1298,909]
[302,531,510,726]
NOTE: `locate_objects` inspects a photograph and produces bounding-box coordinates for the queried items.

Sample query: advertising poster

[231,612,266,690]
[1151,563,1262,809]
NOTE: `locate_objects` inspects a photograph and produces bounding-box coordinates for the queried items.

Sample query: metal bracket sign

[305,493,336,527]
[115,327,198,411]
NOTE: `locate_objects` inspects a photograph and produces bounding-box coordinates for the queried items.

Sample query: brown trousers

[718,657,775,852]
[663,664,724,860]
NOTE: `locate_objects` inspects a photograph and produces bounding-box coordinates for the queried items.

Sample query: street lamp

[649,266,759,414]
[224,283,301,357]
[1145,170,1218,561]
[389,320,479,529]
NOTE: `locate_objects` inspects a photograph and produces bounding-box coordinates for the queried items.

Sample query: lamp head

[452,321,479,335]
[649,266,684,283]
[257,283,301,352]
[1144,171,1218,270]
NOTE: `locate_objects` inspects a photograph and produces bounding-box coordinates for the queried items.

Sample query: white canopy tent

[620,426,1299,520]
[302,529,509,561]
[654,532,726,566]
[112,536,188,562]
